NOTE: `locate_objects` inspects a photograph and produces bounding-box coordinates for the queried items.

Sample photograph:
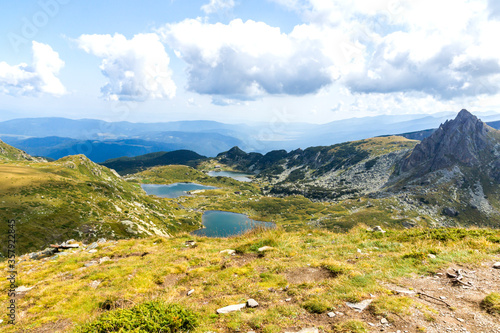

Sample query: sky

[1,0,500,124]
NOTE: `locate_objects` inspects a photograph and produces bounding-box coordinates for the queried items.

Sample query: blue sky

[1,0,500,124]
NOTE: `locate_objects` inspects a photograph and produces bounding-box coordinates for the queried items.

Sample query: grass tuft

[481,292,500,315]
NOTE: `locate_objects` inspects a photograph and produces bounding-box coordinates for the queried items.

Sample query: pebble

[285,298,292,302]
[346,299,373,312]
[187,289,194,296]
[247,299,259,308]
[327,312,335,317]
[428,254,437,259]
[456,318,464,322]
[99,257,110,264]
[381,318,389,324]
[493,262,500,269]
[220,249,235,255]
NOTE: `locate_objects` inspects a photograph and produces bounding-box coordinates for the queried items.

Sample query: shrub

[481,292,500,315]
[74,301,198,332]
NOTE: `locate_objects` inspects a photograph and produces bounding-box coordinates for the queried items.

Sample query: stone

[442,207,459,217]
[217,303,246,314]
[258,246,274,252]
[88,249,98,253]
[346,299,373,312]
[327,312,335,317]
[285,329,319,333]
[372,226,386,233]
[187,289,195,296]
[493,262,500,269]
[428,254,436,259]
[247,299,259,308]
[381,318,389,324]
[97,238,107,243]
[89,280,101,289]
[185,240,196,247]
[285,298,292,302]
[15,286,33,293]
[220,249,236,255]
[456,318,464,322]
[99,257,110,264]
[87,242,98,250]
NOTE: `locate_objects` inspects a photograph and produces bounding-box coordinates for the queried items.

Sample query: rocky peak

[401,109,497,173]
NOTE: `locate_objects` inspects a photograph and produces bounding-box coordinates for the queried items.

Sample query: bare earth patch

[286,267,335,284]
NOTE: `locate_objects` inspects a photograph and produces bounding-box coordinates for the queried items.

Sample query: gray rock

[88,249,98,253]
[85,261,98,267]
[346,299,373,312]
[216,303,246,314]
[381,318,389,324]
[97,238,107,243]
[327,312,335,317]
[87,242,98,250]
[371,226,386,233]
[493,262,500,269]
[99,257,110,264]
[89,280,101,289]
[247,299,259,308]
[442,207,459,217]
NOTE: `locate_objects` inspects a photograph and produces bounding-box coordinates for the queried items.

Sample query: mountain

[101,149,206,175]
[0,139,43,162]
[215,110,500,226]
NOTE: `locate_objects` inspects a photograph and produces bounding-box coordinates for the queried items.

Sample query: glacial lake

[141,183,217,199]
[207,170,253,182]
[192,210,275,237]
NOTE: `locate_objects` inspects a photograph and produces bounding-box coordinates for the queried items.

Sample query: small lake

[207,170,253,182]
[192,210,275,237]
[141,183,217,199]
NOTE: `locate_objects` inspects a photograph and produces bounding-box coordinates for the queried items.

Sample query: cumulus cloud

[0,41,65,96]
[76,33,176,101]
[158,18,344,102]
[201,0,235,14]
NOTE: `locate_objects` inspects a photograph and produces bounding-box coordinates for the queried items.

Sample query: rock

[187,289,195,296]
[247,299,259,308]
[97,238,107,243]
[440,296,447,300]
[258,246,274,252]
[85,261,98,267]
[327,312,335,317]
[428,254,436,259]
[493,262,500,269]
[456,318,464,322]
[99,257,110,264]
[15,286,33,293]
[346,299,373,312]
[88,249,98,253]
[381,318,389,324]
[442,207,459,217]
[220,249,236,255]
[372,226,386,233]
[216,303,246,314]
[185,240,196,247]
[87,242,98,250]
[89,280,101,289]
[285,298,292,302]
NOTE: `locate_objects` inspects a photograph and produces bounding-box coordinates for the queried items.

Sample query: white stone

[220,249,236,255]
[247,299,259,308]
[493,262,500,269]
[15,286,33,293]
[187,289,195,296]
[346,299,373,312]
[99,257,110,264]
[216,303,246,314]
[88,249,97,253]
[381,318,389,324]
[327,312,335,317]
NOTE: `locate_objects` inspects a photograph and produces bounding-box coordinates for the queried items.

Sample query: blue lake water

[141,183,217,199]
[207,171,253,182]
[192,210,275,237]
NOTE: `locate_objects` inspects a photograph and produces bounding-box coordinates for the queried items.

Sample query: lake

[207,170,253,182]
[192,210,275,237]
[141,183,217,198]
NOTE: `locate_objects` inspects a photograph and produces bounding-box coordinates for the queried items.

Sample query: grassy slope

[1,227,499,332]
[0,156,183,255]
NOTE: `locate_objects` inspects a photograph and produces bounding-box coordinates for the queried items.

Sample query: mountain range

[2,112,500,162]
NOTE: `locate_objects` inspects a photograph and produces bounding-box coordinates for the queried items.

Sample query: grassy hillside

[0,155,187,255]
[1,227,499,332]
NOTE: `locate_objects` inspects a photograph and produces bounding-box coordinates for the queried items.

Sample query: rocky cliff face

[401,109,499,175]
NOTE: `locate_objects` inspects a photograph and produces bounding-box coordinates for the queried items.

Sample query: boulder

[247,299,259,308]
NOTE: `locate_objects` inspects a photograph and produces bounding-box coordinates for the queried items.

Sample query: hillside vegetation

[1,227,499,332]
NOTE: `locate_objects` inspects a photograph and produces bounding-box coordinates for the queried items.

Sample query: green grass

[481,293,500,315]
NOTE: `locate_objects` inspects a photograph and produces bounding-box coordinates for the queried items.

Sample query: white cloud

[0,41,65,96]
[201,0,235,14]
[76,33,176,101]
[158,18,347,102]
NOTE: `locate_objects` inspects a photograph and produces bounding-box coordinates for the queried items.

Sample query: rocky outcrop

[401,109,498,174]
